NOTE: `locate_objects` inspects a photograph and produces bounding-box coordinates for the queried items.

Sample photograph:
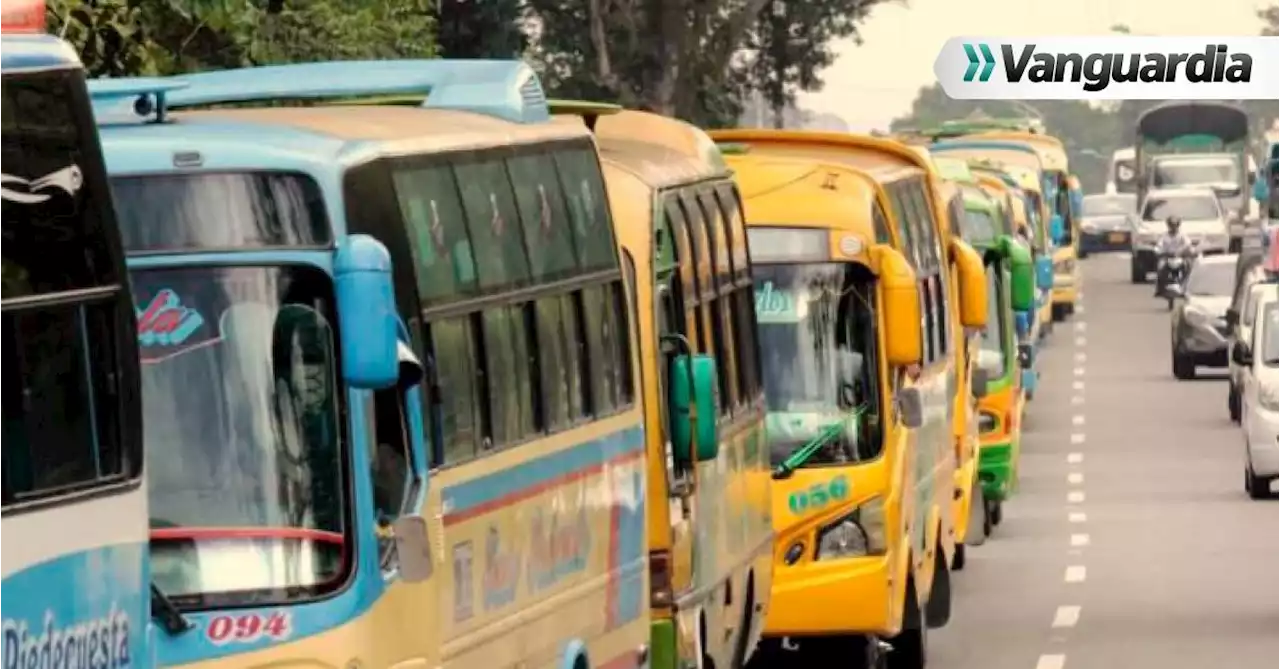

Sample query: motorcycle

[1156,240,1200,310]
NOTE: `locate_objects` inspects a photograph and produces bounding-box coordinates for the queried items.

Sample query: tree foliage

[526,0,879,127]
[433,0,526,59]
[743,0,885,128]
[46,0,437,78]
[1260,5,1278,36]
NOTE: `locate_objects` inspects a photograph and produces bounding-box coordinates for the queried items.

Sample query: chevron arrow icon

[962,43,997,82]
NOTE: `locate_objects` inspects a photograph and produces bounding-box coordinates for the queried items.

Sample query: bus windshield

[962,208,999,246]
[131,265,348,608]
[753,263,882,467]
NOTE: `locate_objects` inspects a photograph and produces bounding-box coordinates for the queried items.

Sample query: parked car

[1226,256,1274,421]
[1234,284,1278,499]
[1168,253,1238,379]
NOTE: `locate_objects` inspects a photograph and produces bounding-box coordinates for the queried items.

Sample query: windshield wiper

[771,406,865,480]
[151,583,193,636]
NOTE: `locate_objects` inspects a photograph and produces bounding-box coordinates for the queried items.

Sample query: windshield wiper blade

[771,406,865,480]
[151,583,193,636]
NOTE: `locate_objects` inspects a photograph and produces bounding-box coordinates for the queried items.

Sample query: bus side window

[369,385,419,566]
[871,200,893,245]
[908,182,949,359]
[664,195,702,348]
[3,302,131,505]
[430,316,483,465]
[455,157,532,292]
[480,305,536,447]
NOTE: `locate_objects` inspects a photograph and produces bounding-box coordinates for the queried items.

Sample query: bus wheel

[925,542,952,628]
[966,484,988,547]
[887,578,927,669]
[988,499,1003,527]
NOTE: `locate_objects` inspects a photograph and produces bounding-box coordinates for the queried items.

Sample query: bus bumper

[763,555,894,636]
[978,441,1016,502]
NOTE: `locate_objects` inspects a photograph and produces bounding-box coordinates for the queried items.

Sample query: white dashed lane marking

[1070,433,1086,445]
[1071,533,1090,547]
[1071,415,1085,426]
[1067,472,1084,485]
[1051,605,1082,628]
[1064,565,1088,583]
[1067,491,1086,504]
[1036,654,1067,669]
[1072,380,1085,391]
[1069,512,1088,523]
[1067,452,1083,464]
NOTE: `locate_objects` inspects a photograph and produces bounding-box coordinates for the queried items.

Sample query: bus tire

[730,573,756,668]
[965,484,988,547]
[887,578,927,669]
[925,542,952,629]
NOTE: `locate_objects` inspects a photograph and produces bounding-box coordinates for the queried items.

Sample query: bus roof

[956,131,1068,172]
[97,105,592,176]
[0,33,82,72]
[931,139,1044,175]
[931,154,976,183]
[709,129,931,183]
[557,108,730,188]
[726,153,879,241]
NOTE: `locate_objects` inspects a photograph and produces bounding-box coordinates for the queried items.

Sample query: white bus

[2,9,152,664]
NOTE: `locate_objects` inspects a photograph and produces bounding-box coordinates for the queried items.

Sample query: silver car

[1169,254,1238,380]
[1131,187,1231,283]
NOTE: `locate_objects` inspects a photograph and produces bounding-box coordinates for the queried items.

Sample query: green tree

[1260,5,1278,36]
[47,0,437,78]
[433,0,526,58]
[744,0,884,128]
[528,0,779,126]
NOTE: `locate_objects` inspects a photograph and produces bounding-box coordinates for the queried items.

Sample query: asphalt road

[931,251,1279,669]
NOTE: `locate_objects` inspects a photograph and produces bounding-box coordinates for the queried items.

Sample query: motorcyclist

[1154,216,1196,295]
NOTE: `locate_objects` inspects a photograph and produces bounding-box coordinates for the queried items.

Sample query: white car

[1227,271,1272,422]
[1130,187,1231,283]
[1235,283,1278,499]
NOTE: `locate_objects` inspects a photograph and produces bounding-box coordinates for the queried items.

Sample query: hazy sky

[799,0,1275,131]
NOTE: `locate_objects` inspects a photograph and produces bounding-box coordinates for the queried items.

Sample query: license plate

[1108,232,1125,243]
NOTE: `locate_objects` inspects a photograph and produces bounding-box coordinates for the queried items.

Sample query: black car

[1079,193,1137,256]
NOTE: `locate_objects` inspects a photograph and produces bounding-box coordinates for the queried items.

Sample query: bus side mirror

[871,244,923,367]
[1050,213,1066,243]
[335,234,400,389]
[951,239,988,328]
[671,354,720,463]
[392,515,433,583]
[1254,177,1269,204]
[1035,255,1054,290]
[897,386,924,429]
[1225,308,1240,329]
[1000,235,1037,312]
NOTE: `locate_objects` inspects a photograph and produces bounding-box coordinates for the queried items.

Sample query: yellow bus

[710,130,986,669]
[556,104,774,669]
[926,156,995,567]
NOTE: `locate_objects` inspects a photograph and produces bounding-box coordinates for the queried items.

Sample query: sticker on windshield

[755,281,802,323]
[137,289,212,362]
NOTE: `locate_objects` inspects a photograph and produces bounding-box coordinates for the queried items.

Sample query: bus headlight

[815,497,886,559]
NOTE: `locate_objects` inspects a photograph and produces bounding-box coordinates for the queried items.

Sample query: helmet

[1166,216,1182,232]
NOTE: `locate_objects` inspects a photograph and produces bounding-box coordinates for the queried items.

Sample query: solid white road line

[1071,533,1090,547]
[1052,605,1082,628]
[1065,565,1087,583]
